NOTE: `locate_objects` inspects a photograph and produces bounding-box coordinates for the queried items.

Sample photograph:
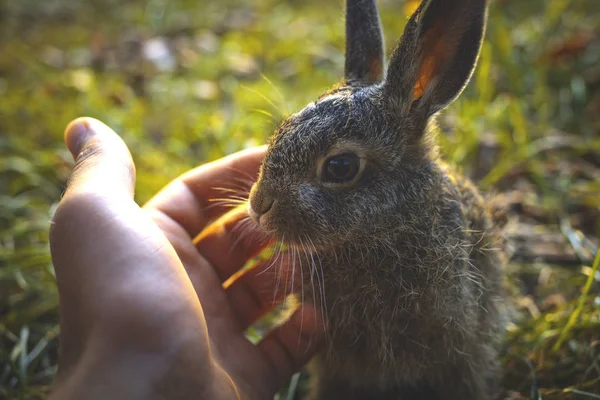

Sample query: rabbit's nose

[251,195,274,216]
[248,184,276,225]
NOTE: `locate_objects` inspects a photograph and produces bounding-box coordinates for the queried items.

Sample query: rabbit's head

[249,0,488,249]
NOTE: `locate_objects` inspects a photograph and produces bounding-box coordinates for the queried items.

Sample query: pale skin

[48,117,324,400]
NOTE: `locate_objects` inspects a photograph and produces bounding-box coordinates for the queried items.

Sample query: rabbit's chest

[318,282,465,386]
[303,250,478,385]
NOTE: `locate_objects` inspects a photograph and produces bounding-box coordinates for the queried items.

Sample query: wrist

[50,347,181,400]
[49,338,234,400]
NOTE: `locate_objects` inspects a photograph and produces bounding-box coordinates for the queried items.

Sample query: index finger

[143,146,266,239]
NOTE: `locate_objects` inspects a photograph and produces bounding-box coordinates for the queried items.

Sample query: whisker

[203,201,246,212]
[250,108,277,123]
[210,177,254,196]
[207,197,247,204]
[204,200,243,207]
[226,165,261,183]
[284,242,295,304]
[308,236,328,328]
[260,73,290,115]
[278,240,291,305]
[223,195,248,203]
[211,187,250,196]
[258,240,283,277]
[297,237,310,341]
[229,217,258,257]
[273,234,286,304]
[230,215,252,236]
[207,204,243,211]
[240,84,284,118]
[230,176,256,189]
[304,236,318,323]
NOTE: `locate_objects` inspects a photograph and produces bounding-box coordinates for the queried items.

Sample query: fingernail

[64,118,94,159]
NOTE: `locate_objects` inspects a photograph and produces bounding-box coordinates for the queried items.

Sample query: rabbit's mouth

[248,182,334,248]
[248,202,325,252]
[248,198,279,234]
[248,182,278,230]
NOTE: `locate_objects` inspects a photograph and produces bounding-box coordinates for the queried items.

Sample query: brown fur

[248,0,507,398]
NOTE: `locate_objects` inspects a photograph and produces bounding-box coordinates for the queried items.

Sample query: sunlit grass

[0,0,599,398]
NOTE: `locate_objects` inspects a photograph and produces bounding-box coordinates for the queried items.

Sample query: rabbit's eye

[323,153,360,183]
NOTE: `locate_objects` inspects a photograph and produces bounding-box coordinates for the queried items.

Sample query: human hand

[48,118,323,400]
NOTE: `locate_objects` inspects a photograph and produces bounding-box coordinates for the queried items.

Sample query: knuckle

[74,139,105,167]
[62,138,136,200]
[61,141,104,194]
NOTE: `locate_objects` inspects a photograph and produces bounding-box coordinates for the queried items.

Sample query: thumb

[63,117,135,199]
[50,118,140,375]
[51,117,139,287]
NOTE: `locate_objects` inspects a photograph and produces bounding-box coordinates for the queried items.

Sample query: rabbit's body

[248,0,507,398]
[304,158,506,399]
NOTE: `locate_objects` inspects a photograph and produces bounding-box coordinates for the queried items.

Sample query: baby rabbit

[248,0,507,399]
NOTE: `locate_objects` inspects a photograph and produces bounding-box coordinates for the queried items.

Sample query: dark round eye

[323,153,361,183]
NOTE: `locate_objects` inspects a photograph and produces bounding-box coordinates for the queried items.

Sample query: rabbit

[247,0,508,399]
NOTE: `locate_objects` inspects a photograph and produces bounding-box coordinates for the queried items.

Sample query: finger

[143,146,266,239]
[194,205,271,282]
[258,306,325,392]
[52,116,139,303]
[50,117,141,368]
[224,251,301,330]
[62,117,135,200]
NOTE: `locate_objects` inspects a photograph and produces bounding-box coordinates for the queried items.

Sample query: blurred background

[0,0,599,398]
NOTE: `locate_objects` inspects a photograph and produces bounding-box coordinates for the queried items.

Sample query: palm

[144,208,278,399]
[141,150,321,399]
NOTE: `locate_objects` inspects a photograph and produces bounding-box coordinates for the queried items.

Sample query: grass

[0,0,599,398]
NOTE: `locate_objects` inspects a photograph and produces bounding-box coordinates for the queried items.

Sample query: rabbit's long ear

[345,0,385,85]
[383,0,487,116]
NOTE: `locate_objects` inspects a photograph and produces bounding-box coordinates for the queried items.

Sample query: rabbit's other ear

[383,0,487,117]
[345,0,386,85]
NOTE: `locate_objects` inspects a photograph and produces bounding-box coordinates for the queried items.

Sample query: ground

[0,0,599,399]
